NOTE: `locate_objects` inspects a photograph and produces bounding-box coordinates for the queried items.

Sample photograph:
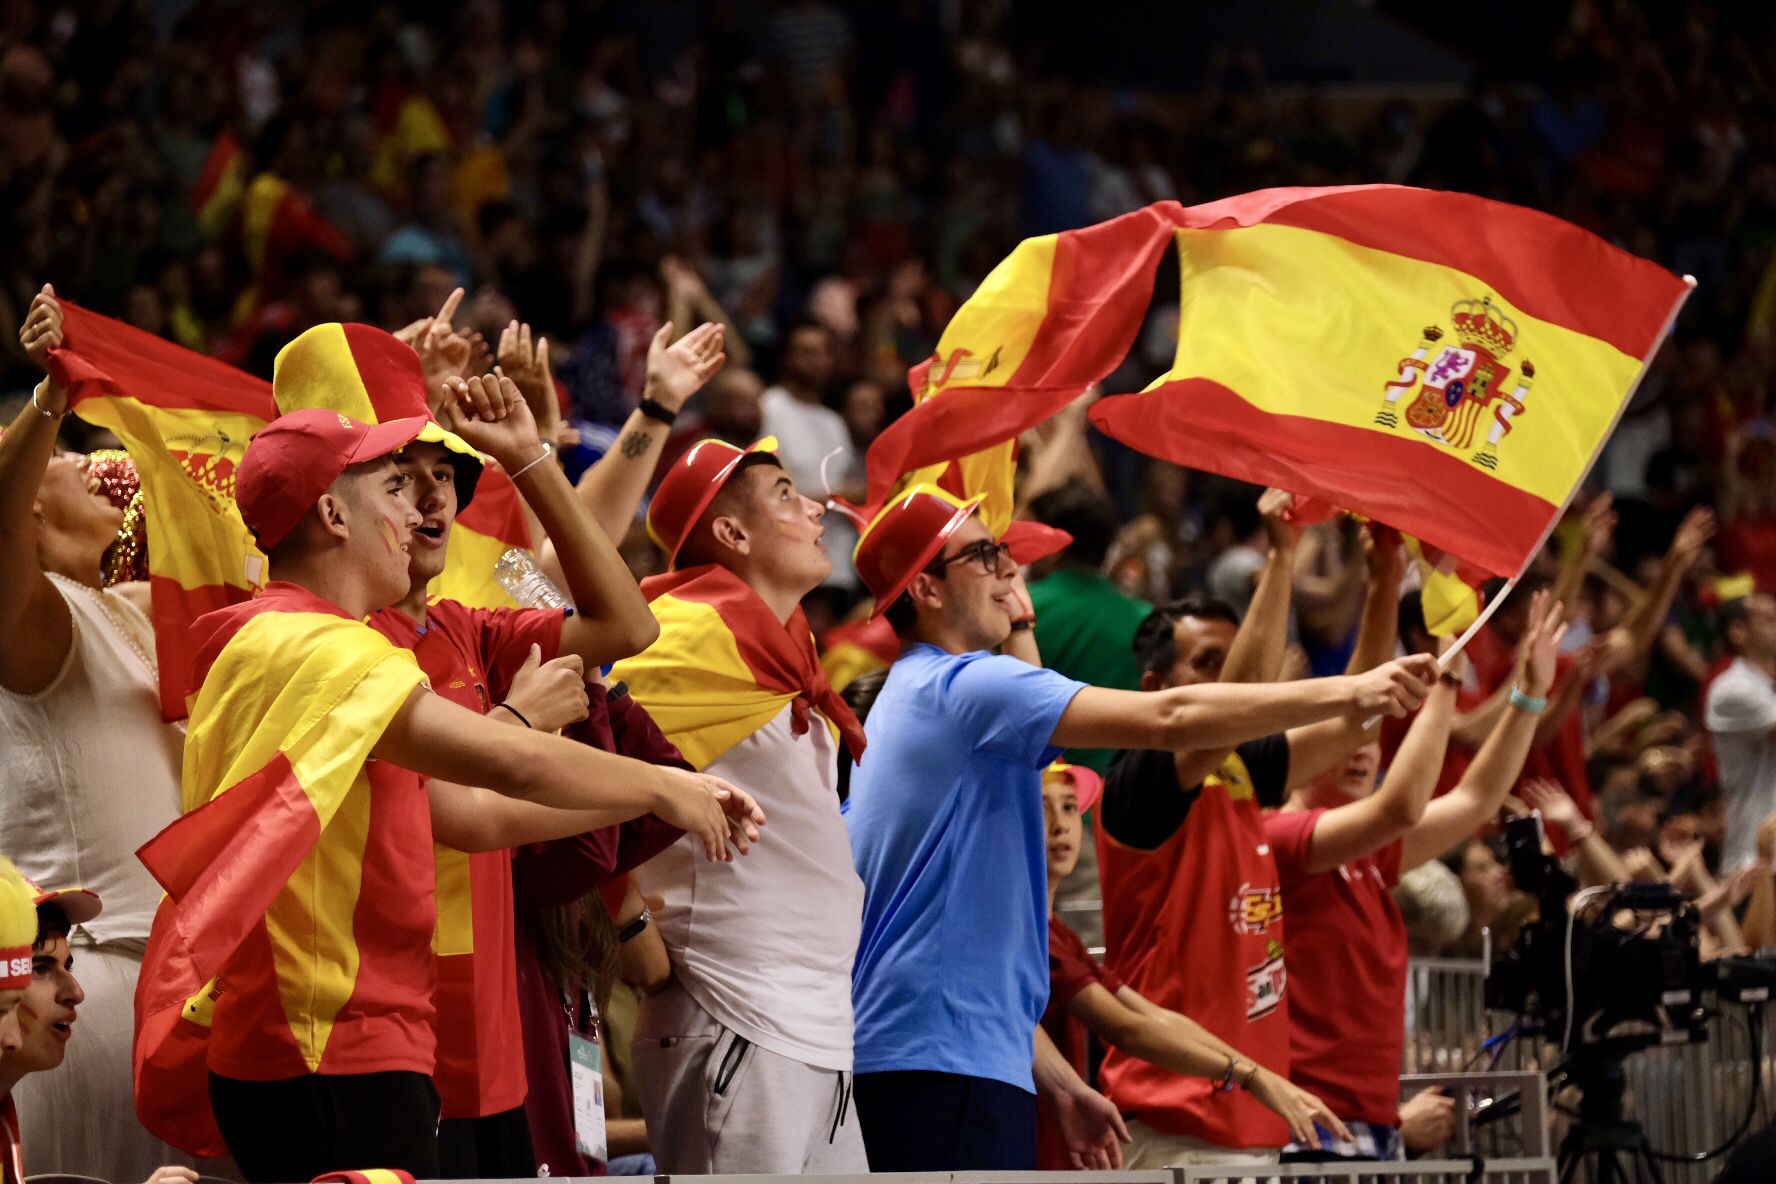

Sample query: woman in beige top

[0,286,190,1181]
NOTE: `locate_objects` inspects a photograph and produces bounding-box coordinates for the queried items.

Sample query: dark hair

[521,893,620,1019]
[882,591,919,637]
[841,667,890,725]
[1133,596,1242,676]
[35,902,70,949]
[1719,596,1752,654]
[1398,588,1428,642]
[674,454,784,568]
[1027,480,1120,568]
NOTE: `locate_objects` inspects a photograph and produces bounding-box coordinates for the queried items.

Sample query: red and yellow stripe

[615,565,867,769]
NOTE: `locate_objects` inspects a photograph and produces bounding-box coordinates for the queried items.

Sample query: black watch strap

[638,397,678,426]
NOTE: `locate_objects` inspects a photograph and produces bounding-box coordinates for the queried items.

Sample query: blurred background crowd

[2,0,1775,954]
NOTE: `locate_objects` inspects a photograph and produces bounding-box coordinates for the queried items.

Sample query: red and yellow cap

[26,878,102,927]
[237,408,430,548]
[647,436,781,568]
[854,483,986,617]
[1044,760,1104,814]
[0,857,36,990]
[272,322,482,511]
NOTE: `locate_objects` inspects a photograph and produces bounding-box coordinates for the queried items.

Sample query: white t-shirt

[760,386,859,589]
[0,576,184,941]
[1705,657,1776,871]
[636,704,864,1069]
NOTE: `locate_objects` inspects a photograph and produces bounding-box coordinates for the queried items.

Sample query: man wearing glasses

[844,485,1438,1174]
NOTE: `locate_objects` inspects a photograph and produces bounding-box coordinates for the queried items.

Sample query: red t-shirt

[370,598,565,1120]
[1265,808,1407,1126]
[1097,737,1291,1149]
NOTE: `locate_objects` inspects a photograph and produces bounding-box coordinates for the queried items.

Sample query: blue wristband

[1509,684,1548,715]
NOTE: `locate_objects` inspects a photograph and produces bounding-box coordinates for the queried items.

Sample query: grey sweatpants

[631,982,868,1173]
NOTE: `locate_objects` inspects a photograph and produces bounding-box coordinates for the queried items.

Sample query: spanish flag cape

[131,589,428,1156]
[869,187,1690,592]
[613,565,867,770]
[45,302,531,720]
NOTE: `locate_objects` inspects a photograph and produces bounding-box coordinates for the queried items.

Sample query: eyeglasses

[927,539,1014,577]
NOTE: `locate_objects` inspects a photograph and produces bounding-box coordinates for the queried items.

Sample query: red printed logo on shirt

[1228,883,1284,935]
[1244,940,1287,1021]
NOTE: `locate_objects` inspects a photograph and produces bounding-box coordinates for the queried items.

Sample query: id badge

[568,1031,608,1162]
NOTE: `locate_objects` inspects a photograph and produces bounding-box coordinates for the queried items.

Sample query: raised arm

[1276,526,1409,788]
[1296,667,1457,875]
[1596,507,1713,678]
[0,286,74,694]
[373,686,762,862]
[1401,594,1565,870]
[1051,654,1437,755]
[572,322,726,541]
[443,373,659,664]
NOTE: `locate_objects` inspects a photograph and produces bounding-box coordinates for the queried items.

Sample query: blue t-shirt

[846,643,1087,1091]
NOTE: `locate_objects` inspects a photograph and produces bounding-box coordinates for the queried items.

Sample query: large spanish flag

[133,590,429,1155]
[1085,188,1691,578]
[614,564,866,770]
[47,303,532,719]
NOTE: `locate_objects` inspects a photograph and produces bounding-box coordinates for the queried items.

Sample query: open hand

[1247,1067,1352,1148]
[502,643,589,733]
[652,768,765,862]
[1050,1080,1130,1170]
[1514,589,1567,698]
[1521,778,1581,832]
[644,321,727,413]
[1670,506,1716,569]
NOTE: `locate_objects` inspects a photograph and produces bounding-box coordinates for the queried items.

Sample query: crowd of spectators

[4,0,1776,1177]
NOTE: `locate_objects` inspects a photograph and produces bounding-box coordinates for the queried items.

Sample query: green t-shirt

[1029,566,1153,775]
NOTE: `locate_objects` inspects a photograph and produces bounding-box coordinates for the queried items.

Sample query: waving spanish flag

[133,589,429,1155]
[614,565,866,769]
[1085,187,1691,578]
[47,303,531,718]
[865,204,1180,526]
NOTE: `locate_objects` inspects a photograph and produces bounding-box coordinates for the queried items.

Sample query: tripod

[1556,1050,1664,1184]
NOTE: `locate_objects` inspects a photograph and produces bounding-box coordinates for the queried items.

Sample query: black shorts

[853,1069,1037,1171]
[208,1070,441,1184]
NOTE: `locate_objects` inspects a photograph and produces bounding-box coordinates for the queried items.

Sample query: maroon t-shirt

[1265,807,1407,1126]
[513,685,687,1176]
[1039,915,1125,1170]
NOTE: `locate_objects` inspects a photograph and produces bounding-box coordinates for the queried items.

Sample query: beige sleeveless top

[0,574,183,941]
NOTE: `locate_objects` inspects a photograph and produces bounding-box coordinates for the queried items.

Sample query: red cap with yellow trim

[854,483,986,618]
[0,857,36,990]
[647,436,782,568]
[1044,760,1104,814]
[26,878,102,927]
[237,408,430,549]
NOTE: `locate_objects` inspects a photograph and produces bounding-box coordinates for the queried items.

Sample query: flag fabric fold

[614,564,866,769]
[133,599,427,1155]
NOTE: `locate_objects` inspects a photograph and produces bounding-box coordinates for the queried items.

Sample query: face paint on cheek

[378,514,403,557]
[16,1000,38,1033]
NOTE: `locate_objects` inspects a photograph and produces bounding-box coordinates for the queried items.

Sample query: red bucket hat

[647,436,781,568]
[853,483,986,618]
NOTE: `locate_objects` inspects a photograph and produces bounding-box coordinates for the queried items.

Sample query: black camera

[1483,813,1708,1055]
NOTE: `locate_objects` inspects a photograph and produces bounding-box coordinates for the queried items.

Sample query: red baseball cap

[647,436,781,568]
[854,483,986,617]
[237,408,429,549]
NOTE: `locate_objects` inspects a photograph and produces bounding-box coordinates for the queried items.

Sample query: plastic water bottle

[494,547,571,610]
